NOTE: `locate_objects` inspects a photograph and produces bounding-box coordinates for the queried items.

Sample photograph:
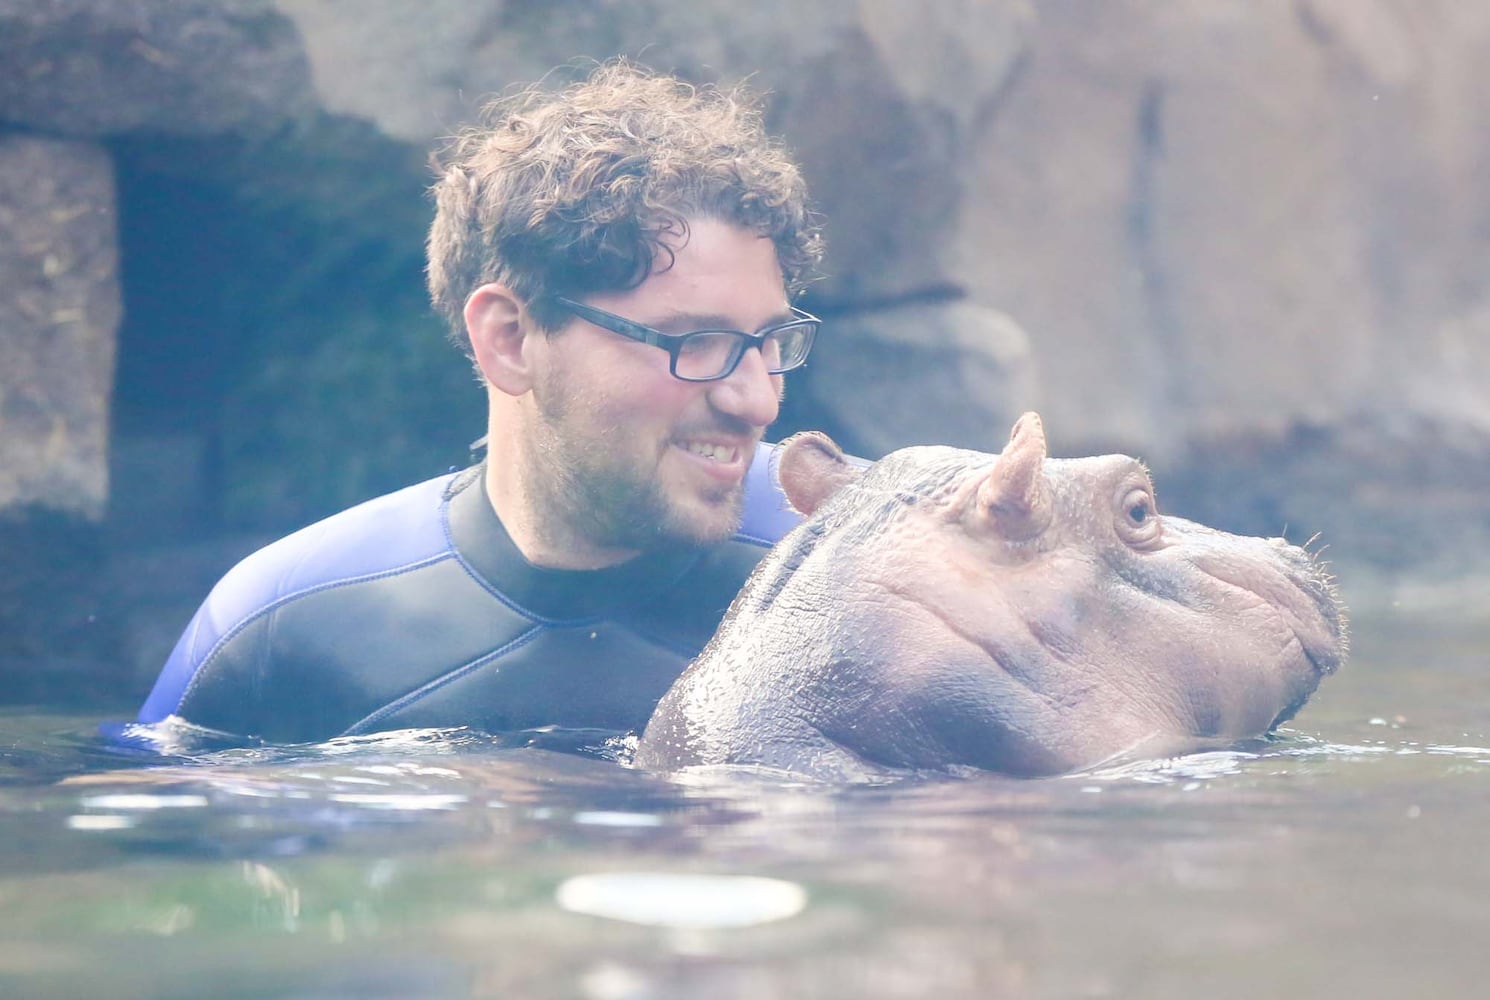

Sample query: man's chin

[661,489,746,547]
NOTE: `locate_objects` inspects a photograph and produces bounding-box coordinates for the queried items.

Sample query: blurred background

[3,0,1487,700]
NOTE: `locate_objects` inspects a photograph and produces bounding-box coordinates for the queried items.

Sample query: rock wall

[963,0,1490,454]
[0,133,120,696]
[0,133,118,517]
[2,0,1488,694]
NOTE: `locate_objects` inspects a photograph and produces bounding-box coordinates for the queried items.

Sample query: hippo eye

[1117,486,1163,548]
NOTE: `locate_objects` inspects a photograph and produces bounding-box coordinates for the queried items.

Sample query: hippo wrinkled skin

[635,413,1348,780]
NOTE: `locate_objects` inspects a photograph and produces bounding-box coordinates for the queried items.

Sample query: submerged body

[636,413,1348,780]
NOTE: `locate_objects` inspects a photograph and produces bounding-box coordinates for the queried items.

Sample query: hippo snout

[1249,535,1349,677]
[1177,524,1349,683]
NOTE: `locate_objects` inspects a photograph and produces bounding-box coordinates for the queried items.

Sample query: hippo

[635,413,1347,780]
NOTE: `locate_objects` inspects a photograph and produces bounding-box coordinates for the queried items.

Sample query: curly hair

[426,60,824,355]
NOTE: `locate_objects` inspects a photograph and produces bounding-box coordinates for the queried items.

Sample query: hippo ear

[776,431,862,516]
[975,411,1053,541]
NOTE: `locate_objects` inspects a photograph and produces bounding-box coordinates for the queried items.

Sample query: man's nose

[707,346,781,427]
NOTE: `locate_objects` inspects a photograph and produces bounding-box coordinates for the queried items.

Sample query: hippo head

[754,412,1348,776]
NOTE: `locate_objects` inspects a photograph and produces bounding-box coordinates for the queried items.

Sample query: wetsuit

[137,444,804,744]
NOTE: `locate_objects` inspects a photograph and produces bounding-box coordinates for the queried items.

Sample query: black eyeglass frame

[551,295,819,382]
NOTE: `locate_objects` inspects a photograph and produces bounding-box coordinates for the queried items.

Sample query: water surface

[1,607,1486,999]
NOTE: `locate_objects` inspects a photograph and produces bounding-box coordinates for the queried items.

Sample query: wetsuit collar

[445,465,703,621]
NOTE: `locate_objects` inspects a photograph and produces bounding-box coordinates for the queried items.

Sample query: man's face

[524,217,789,554]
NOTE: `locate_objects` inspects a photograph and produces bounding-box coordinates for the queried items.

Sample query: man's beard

[523,379,750,555]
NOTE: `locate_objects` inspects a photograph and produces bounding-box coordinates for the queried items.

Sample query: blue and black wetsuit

[137,445,803,744]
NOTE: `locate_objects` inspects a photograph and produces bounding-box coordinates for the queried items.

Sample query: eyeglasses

[551,296,819,382]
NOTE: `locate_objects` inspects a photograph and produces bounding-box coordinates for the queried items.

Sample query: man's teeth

[683,442,737,462]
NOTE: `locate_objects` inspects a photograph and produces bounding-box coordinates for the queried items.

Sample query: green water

[1,607,1486,999]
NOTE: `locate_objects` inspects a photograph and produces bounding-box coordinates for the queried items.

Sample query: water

[2,607,1487,999]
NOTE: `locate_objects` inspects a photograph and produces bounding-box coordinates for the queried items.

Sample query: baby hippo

[636,413,1347,780]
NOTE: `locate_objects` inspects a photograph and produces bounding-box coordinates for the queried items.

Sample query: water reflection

[0,609,1486,998]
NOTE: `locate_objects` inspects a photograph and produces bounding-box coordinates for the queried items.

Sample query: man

[135,61,827,744]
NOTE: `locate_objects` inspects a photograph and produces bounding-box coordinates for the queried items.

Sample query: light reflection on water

[1,608,1487,999]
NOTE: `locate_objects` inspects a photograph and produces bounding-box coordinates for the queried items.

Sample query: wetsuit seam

[731,532,777,549]
[440,482,681,628]
[451,537,749,630]
[339,626,546,735]
[174,550,457,714]
[446,544,608,627]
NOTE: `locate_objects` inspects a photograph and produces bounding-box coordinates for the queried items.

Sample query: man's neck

[481,446,642,571]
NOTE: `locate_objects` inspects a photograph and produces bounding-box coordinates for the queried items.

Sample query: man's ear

[465,283,537,396]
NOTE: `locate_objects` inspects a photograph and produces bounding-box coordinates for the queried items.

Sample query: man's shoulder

[136,471,465,726]
[218,471,462,605]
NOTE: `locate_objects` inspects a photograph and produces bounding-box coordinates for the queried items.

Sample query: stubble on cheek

[524,377,671,551]
[527,366,754,550]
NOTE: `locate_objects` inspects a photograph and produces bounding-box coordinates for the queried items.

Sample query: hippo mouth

[1277,561,1347,727]
[1277,541,1349,678]
[1182,529,1349,680]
